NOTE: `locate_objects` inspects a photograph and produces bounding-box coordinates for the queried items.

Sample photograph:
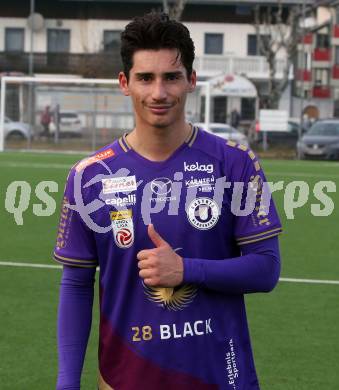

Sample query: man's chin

[149,118,172,129]
[153,122,170,129]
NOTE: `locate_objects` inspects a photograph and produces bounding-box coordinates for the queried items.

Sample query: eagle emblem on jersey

[144,283,198,311]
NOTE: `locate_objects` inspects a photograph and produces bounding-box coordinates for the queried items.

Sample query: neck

[126,119,192,161]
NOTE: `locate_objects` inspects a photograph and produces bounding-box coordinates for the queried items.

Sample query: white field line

[4,153,339,166]
[0,261,339,285]
[266,171,339,178]
[0,161,72,169]
[6,148,90,155]
[1,161,339,179]
[0,261,62,269]
[265,161,339,168]
[279,277,339,285]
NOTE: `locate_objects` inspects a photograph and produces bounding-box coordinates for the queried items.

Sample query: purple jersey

[54,127,282,389]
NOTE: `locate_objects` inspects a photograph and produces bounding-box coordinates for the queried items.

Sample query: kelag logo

[184,161,214,174]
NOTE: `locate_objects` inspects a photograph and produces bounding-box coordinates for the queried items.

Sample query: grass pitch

[0,151,338,389]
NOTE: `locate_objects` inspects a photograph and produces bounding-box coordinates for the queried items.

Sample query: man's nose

[151,80,167,101]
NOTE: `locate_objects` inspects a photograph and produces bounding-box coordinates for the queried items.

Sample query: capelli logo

[184,162,214,174]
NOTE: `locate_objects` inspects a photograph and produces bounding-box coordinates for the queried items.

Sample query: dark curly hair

[120,12,195,81]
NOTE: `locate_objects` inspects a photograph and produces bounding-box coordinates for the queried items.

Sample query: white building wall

[85,20,128,52]
[291,96,334,119]
[278,82,292,112]
[0,18,28,51]
[185,22,286,59]
[0,16,291,116]
[0,17,286,59]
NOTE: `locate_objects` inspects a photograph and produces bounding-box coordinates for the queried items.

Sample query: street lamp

[28,0,35,76]
[27,0,35,148]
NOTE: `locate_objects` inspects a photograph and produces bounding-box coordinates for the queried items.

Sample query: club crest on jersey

[187,197,220,230]
[110,210,134,248]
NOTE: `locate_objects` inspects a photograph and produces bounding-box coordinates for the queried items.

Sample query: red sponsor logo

[116,228,133,248]
[76,148,115,172]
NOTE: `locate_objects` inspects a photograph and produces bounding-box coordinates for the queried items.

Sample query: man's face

[119,49,196,129]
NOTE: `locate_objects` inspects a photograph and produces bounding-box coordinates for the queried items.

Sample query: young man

[54,12,282,390]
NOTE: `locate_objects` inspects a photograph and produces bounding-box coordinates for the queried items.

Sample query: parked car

[50,110,82,137]
[195,122,249,147]
[4,117,31,140]
[296,119,339,160]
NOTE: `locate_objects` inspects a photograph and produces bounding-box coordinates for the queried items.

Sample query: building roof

[60,0,314,5]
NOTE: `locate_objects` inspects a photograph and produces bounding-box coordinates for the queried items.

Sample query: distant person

[302,114,316,133]
[231,108,240,128]
[40,105,52,136]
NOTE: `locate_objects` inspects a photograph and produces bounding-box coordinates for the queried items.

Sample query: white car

[50,110,82,137]
[194,122,249,147]
[4,117,31,140]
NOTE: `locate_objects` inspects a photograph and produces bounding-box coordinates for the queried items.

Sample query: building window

[247,34,270,56]
[103,30,122,52]
[247,35,257,55]
[204,33,223,55]
[47,29,70,52]
[236,6,251,16]
[5,28,24,52]
[241,98,255,120]
[314,69,329,86]
[200,96,206,122]
[298,51,311,70]
[316,33,329,49]
[213,96,227,122]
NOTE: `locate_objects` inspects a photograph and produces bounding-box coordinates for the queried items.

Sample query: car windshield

[61,113,77,118]
[308,122,339,136]
[211,127,232,134]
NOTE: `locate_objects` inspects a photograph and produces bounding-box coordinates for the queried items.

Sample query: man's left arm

[137,224,280,294]
[182,236,280,294]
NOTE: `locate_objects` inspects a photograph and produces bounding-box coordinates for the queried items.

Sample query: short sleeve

[53,168,98,268]
[228,144,282,246]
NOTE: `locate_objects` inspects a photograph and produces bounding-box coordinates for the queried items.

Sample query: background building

[293,0,339,119]
[0,0,314,126]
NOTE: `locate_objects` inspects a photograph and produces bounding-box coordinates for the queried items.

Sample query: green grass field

[0,151,338,389]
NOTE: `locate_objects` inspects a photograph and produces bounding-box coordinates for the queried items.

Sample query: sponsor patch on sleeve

[76,148,115,172]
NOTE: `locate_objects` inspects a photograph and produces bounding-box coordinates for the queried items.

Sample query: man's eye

[138,75,152,82]
[166,74,179,81]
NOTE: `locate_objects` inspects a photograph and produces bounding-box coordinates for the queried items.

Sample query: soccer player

[54,12,282,390]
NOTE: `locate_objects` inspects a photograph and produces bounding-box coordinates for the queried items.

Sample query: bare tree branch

[162,0,187,21]
[253,0,316,108]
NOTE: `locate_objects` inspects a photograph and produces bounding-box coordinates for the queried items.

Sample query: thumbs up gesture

[137,224,183,287]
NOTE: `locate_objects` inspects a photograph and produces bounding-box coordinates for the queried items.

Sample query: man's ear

[188,70,197,93]
[119,72,130,96]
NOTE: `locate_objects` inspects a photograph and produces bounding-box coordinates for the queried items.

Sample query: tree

[162,0,187,21]
[253,0,317,108]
